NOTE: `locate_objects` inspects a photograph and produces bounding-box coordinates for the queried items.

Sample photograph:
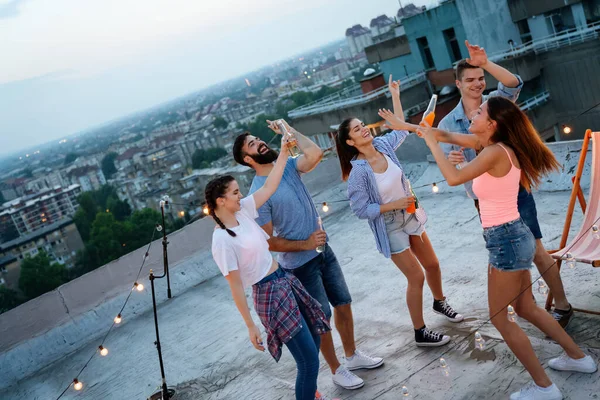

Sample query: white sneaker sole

[346,358,384,371]
[549,361,598,373]
[416,335,451,347]
[433,309,464,323]
[332,379,365,390]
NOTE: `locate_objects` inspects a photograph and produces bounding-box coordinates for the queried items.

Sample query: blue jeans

[284,314,321,400]
[483,218,536,271]
[518,187,543,239]
[285,244,352,320]
[258,267,321,400]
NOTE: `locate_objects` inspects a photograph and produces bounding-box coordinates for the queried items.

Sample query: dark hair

[486,97,560,191]
[233,132,251,167]
[204,175,237,237]
[455,59,482,81]
[335,117,360,181]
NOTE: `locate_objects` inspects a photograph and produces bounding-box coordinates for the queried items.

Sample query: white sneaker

[548,354,597,373]
[332,365,364,390]
[509,382,562,400]
[344,350,384,371]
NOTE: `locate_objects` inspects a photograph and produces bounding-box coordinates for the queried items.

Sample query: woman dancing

[380,96,597,399]
[334,76,464,348]
[207,136,336,400]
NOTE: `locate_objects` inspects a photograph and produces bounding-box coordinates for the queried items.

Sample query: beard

[249,144,279,164]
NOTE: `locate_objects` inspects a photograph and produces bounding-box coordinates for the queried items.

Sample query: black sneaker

[550,304,574,330]
[415,326,450,347]
[433,298,464,323]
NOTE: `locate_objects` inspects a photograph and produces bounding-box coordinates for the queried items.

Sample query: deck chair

[546,130,600,315]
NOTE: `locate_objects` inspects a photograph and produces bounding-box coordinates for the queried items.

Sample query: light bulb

[401,385,410,397]
[439,357,450,377]
[156,224,163,232]
[474,331,485,350]
[564,252,576,269]
[73,379,83,391]
[507,305,517,322]
[322,202,329,213]
[592,225,599,240]
[537,279,549,295]
[114,314,122,324]
[203,206,209,215]
[134,282,144,292]
[99,345,108,356]
[562,125,571,134]
[432,183,439,193]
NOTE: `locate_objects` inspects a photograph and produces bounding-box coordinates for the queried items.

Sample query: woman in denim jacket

[334,76,464,347]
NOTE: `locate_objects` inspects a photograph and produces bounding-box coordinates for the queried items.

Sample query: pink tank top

[472,144,521,228]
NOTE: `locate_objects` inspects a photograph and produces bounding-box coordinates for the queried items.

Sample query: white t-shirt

[374,154,408,203]
[211,195,273,288]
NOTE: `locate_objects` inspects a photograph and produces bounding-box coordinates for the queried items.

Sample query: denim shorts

[384,209,425,255]
[284,245,351,320]
[518,188,542,240]
[483,218,535,271]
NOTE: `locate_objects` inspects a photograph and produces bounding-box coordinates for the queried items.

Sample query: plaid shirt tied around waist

[252,270,330,361]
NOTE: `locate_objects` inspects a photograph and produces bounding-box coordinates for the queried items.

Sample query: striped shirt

[347,130,427,258]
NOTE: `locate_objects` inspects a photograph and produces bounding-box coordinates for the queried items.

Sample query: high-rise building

[0,185,82,240]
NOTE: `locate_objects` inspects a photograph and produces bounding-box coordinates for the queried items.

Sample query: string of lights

[55,227,158,399]
[561,100,600,134]
[385,214,600,398]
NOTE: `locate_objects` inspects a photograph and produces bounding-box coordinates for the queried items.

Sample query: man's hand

[388,74,401,97]
[465,40,488,67]
[248,324,265,352]
[448,149,466,165]
[305,229,326,250]
[266,119,291,135]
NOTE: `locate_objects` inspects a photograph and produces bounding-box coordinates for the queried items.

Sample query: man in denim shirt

[439,42,573,328]
[233,121,383,391]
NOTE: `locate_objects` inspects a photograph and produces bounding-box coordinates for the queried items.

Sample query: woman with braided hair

[206,136,336,400]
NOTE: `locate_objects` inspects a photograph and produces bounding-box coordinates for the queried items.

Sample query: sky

[0,0,434,156]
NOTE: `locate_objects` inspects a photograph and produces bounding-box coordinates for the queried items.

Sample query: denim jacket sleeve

[438,117,460,156]
[347,168,380,220]
[488,74,523,103]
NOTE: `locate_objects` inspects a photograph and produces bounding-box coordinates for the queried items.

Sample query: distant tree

[291,91,312,107]
[23,168,33,178]
[64,153,78,165]
[18,252,68,300]
[246,114,278,143]
[0,191,5,204]
[0,221,19,243]
[213,116,228,130]
[0,287,23,314]
[192,147,227,169]
[124,208,162,250]
[101,153,118,179]
[89,213,129,266]
[107,198,132,222]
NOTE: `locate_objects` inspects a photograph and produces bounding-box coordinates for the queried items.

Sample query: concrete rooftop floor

[2,187,599,400]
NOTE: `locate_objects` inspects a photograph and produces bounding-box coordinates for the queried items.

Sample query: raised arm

[379,108,482,150]
[388,74,405,122]
[417,124,502,186]
[252,136,289,209]
[465,40,520,89]
[225,270,265,352]
[267,119,323,173]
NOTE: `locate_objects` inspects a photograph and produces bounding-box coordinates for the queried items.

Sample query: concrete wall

[457,0,523,51]
[379,54,423,81]
[538,39,600,141]
[404,0,468,71]
[508,0,581,22]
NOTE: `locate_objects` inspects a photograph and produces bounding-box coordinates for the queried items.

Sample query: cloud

[0,0,26,19]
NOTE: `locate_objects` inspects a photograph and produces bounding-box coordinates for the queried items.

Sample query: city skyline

[0,0,434,156]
